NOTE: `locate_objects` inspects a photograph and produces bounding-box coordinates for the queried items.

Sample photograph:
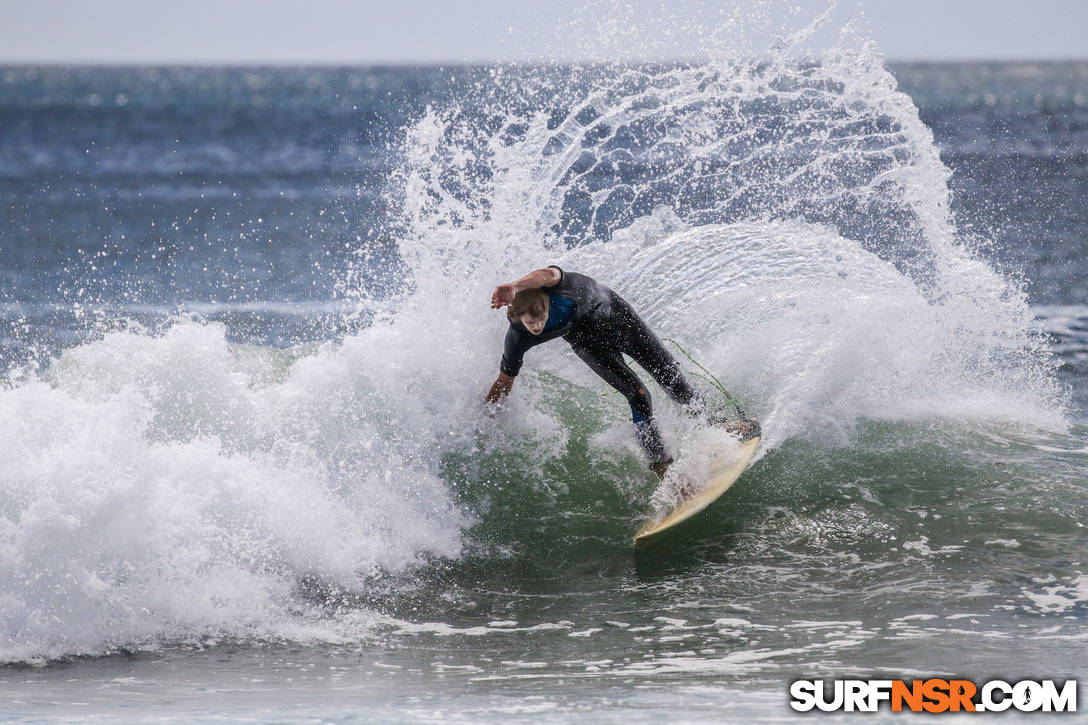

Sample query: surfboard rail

[633,435,760,545]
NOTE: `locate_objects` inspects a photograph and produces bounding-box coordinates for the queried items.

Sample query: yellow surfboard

[633,434,760,545]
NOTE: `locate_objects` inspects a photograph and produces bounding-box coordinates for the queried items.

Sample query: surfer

[486,266,757,479]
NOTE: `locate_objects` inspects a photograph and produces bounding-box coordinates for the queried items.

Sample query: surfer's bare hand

[485,372,514,403]
[491,283,516,308]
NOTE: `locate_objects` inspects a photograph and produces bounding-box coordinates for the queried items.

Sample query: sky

[0,0,1085,64]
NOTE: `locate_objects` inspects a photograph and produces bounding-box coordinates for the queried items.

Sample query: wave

[0,321,466,662]
[0,7,1071,662]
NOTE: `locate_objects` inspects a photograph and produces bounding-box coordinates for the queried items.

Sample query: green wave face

[368,399,1086,630]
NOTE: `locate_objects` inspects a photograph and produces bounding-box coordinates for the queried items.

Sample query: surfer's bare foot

[706,409,758,437]
[725,418,760,441]
[649,457,673,480]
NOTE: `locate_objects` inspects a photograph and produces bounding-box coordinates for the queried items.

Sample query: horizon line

[2,55,1087,68]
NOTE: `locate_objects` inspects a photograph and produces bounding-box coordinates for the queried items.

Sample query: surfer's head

[507,288,549,335]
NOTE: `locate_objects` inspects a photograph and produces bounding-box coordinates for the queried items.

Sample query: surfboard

[633,434,760,545]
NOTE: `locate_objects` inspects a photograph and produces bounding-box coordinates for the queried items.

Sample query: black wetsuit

[501,266,704,465]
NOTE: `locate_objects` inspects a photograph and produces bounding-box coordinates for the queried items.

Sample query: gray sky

[0,0,1085,64]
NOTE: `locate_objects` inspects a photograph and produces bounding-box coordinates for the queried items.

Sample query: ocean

[0,26,1085,725]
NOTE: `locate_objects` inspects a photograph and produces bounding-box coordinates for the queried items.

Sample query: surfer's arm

[485,372,515,404]
[490,266,563,308]
[488,328,528,404]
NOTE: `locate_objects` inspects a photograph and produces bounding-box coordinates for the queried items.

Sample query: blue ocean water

[0,42,1085,725]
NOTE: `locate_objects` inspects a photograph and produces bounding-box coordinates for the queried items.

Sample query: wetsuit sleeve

[500,326,532,377]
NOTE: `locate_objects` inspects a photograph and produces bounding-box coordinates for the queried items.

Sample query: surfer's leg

[621,317,757,438]
[569,343,671,467]
[608,295,704,410]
